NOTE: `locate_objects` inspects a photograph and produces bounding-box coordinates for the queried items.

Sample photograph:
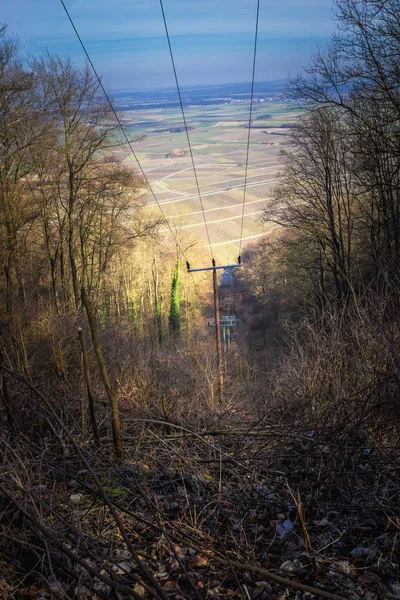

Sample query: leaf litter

[1,406,399,599]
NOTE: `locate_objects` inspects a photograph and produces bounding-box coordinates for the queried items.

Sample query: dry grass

[1,284,400,598]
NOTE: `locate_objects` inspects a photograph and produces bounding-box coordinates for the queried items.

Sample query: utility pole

[212,260,224,402]
[187,257,241,406]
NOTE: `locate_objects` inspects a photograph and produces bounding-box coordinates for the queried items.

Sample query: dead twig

[205,554,347,600]
[0,484,145,600]
[0,365,169,600]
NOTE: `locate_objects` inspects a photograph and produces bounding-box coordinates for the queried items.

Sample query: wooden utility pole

[212,262,224,402]
[187,257,241,406]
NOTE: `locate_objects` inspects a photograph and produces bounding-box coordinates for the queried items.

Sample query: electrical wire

[159,0,214,262]
[238,0,261,260]
[59,0,197,283]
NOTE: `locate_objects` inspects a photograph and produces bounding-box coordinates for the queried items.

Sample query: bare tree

[264,107,358,303]
[0,29,45,315]
[32,54,117,309]
[286,0,400,277]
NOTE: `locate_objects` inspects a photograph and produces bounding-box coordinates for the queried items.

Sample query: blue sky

[1,0,336,91]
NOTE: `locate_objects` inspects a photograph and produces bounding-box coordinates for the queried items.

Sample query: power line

[238,0,261,259]
[159,0,214,261]
[59,0,197,285]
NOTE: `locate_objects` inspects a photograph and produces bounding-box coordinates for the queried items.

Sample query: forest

[1,0,400,598]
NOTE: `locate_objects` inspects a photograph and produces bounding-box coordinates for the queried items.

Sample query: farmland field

[114,95,298,264]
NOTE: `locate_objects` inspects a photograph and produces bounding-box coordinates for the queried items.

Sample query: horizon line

[111,78,288,95]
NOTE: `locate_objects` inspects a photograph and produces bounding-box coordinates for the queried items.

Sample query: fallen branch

[208,555,347,600]
[0,365,169,600]
[0,483,145,600]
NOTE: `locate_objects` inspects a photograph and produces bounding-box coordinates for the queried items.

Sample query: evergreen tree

[169,260,181,334]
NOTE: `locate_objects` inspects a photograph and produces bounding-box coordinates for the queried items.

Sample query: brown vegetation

[1,2,400,598]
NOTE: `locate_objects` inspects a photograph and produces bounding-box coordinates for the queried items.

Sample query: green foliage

[169,260,181,334]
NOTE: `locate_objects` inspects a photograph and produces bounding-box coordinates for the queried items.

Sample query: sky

[1,0,336,92]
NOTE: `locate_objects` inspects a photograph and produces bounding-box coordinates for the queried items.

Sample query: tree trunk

[77,326,100,448]
[81,287,123,459]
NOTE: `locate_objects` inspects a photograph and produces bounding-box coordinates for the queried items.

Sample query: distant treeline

[153,126,195,134]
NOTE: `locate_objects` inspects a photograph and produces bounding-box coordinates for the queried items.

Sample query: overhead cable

[159,0,214,261]
[59,0,196,280]
[238,0,261,259]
